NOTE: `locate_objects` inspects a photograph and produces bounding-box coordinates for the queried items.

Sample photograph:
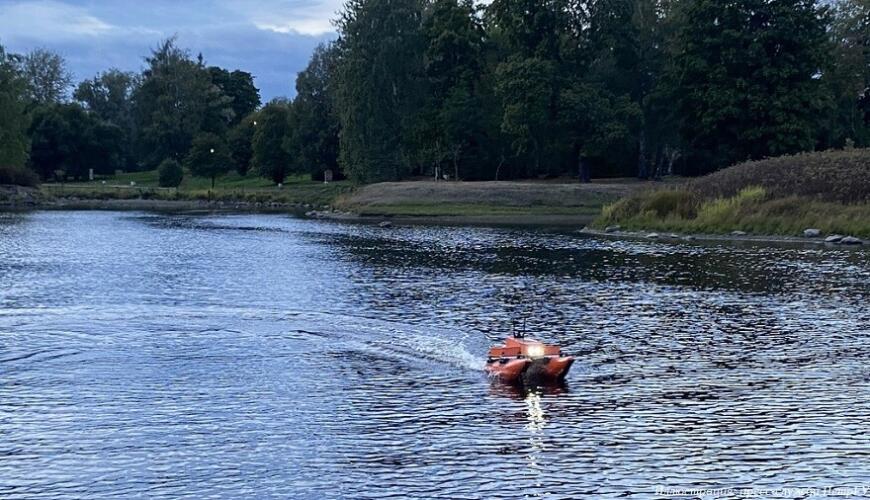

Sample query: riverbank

[2,177,655,226]
[593,149,870,240]
[579,227,866,247]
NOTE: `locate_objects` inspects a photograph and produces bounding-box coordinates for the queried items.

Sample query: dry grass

[596,148,870,237]
[690,149,870,203]
[338,180,646,215]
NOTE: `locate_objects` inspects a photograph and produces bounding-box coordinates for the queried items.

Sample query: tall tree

[420,0,488,180]
[22,48,72,105]
[0,44,30,167]
[252,100,294,184]
[74,69,140,169]
[335,0,426,183]
[209,67,261,125]
[820,0,870,148]
[285,43,341,181]
[668,0,832,173]
[133,38,231,168]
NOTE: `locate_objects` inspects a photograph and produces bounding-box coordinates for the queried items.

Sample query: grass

[355,203,603,217]
[40,170,354,207]
[595,148,870,237]
[597,185,870,237]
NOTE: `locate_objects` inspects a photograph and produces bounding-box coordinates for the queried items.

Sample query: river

[1,211,868,498]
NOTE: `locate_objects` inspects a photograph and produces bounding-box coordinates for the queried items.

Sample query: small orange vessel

[485,335,574,384]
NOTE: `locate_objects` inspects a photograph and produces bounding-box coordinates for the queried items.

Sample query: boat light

[527,345,545,358]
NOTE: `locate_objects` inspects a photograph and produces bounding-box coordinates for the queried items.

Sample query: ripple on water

[0,211,868,498]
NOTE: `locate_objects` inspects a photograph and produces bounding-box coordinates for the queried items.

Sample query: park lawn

[41,169,355,207]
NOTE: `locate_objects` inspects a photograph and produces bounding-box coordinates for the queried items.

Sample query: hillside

[595,149,870,238]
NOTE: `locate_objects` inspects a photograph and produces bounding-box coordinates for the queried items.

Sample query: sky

[0,0,342,101]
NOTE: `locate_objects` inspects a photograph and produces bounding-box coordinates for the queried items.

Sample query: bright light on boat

[527,345,545,358]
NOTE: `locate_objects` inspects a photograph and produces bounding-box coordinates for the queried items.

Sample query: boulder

[646,233,660,239]
[825,235,844,243]
[839,236,863,245]
[731,231,747,236]
[668,233,680,239]
[803,228,821,238]
[378,221,393,228]
[605,225,621,233]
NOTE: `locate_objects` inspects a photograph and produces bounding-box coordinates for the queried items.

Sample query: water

[1,211,868,499]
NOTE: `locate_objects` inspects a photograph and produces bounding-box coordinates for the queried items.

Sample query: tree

[668,0,832,173]
[74,69,140,169]
[157,158,183,187]
[820,0,870,148]
[420,0,488,180]
[28,103,124,180]
[252,101,293,184]
[335,0,426,183]
[22,48,72,105]
[285,43,341,181]
[227,113,257,176]
[133,38,232,169]
[184,132,232,189]
[209,67,261,125]
[0,44,30,167]
[494,56,556,174]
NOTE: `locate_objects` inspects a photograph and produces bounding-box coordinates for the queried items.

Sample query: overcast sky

[0,0,342,101]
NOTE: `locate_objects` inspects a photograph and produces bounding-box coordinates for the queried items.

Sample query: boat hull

[485,356,574,384]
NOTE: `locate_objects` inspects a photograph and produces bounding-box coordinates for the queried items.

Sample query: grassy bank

[594,149,870,237]
[337,179,647,218]
[40,170,354,207]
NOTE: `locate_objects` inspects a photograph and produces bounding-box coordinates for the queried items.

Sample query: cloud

[223,0,344,36]
[0,0,115,40]
[0,0,339,100]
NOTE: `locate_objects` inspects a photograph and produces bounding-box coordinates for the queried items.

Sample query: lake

[1,211,868,498]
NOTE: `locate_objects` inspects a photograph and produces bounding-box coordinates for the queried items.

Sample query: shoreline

[2,188,864,246]
[577,228,866,247]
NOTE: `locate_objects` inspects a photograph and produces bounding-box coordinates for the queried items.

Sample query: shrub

[691,148,870,204]
[0,164,39,187]
[157,158,183,188]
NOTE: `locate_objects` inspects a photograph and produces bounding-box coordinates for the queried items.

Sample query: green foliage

[0,44,30,168]
[227,113,257,176]
[28,103,124,180]
[184,132,232,188]
[21,48,72,105]
[668,0,832,173]
[208,67,261,125]
[157,158,183,187]
[133,38,232,169]
[285,43,341,181]
[335,0,425,183]
[252,101,293,184]
[74,69,140,169]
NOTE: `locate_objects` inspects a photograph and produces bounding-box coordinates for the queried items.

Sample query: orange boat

[485,335,574,384]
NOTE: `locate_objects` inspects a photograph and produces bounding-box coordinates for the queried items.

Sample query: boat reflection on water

[488,381,570,400]
[488,383,568,493]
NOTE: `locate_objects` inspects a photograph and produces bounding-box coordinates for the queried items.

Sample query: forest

[1,0,868,187]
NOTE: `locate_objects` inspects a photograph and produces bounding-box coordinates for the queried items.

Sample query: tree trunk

[637,130,648,179]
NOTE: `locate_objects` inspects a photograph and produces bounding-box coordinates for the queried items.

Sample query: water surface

[1,211,869,498]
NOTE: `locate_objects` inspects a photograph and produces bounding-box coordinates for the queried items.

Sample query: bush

[691,148,870,204]
[0,165,39,187]
[157,159,183,187]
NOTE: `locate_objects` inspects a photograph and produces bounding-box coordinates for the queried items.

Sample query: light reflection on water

[0,211,868,498]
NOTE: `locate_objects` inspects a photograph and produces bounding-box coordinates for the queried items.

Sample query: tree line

[2,0,869,187]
